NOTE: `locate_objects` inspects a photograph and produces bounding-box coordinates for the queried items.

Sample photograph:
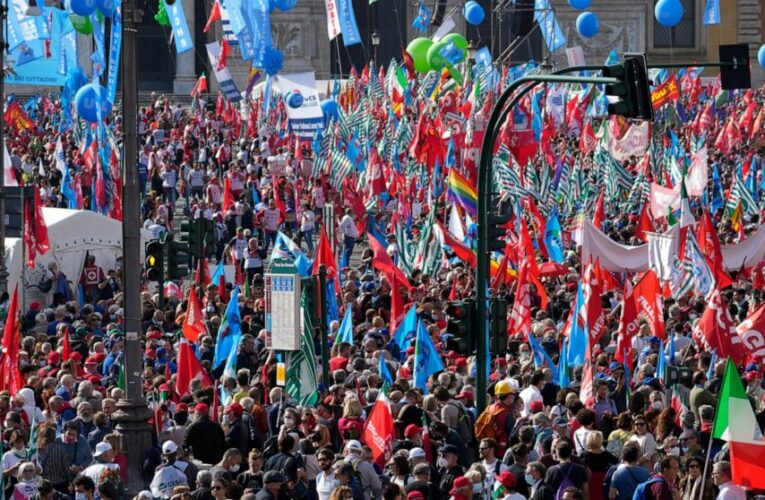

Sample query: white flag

[647,232,676,281]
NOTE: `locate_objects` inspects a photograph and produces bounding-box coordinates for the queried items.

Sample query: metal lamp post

[371,30,380,65]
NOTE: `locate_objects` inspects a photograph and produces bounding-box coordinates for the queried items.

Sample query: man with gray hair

[191,470,214,500]
[712,461,746,500]
[343,439,381,500]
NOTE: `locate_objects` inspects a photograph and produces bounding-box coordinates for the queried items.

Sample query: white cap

[162,441,178,455]
[408,447,426,460]
[344,439,362,452]
[94,442,113,457]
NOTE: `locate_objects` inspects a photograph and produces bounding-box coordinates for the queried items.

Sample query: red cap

[70,352,83,361]
[225,403,243,416]
[194,403,209,414]
[48,352,60,365]
[530,401,544,413]
[148,331,163,341]
[159,384,170,392]
[93,352,107,363]
[407,492,425,500]
[454,357,467,368]
[451,477,472,493]
[405,346,415,356]
[456,390,474,401]
[444,350,458,360]
[85,356,99,365]
[498,471,517,489]
[176,403,189,413]
[404,424,423,438]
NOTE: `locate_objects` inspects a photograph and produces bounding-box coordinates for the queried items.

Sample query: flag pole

[697,428,714,500]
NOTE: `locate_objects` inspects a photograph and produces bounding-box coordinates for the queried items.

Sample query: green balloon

[447,64,464,86]
[406,37,433,73]
[441,33,469,51]
[427,41,448,70]
[69,14,93,35]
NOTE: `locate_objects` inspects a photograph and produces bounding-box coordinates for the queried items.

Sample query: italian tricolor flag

[712,358,765,489]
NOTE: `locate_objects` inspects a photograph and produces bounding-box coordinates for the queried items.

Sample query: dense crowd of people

[2,56,765,500]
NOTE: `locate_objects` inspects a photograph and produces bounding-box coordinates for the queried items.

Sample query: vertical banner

[165,0,193,54]
[277,72,324,139]
[106,1,122,106]
[324,0,342,40]
[533,0,566,53]
[703,0,720,25]
[6,6,67,86]
[336,0,361,46]
[223,0,255,60]
[205,42,242,102]
[89,12,106,72]
[241,0,271,66]
[566,46,585,67]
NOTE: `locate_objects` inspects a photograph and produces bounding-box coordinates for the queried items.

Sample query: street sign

[265,268,302,351]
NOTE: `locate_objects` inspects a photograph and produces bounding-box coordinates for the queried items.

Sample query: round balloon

[441,33,469,51]
[567,0,591,9]
[286,91,304,109]
[69,0,98,17]
[576,11,599,38]
[759,44,765,69]
[276,0,297,11]
[97,0,115,17]
[463,0,484,25]
[654,0,684,27]
[406,37,433,73]
[75,84,111,123]
[69,14,93,34]
[427,41,449,70]
[321,99,340,123]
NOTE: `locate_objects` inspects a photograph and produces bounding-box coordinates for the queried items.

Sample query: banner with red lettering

[651,75,681,110]
[736,303,765,366]
[362,396,394,467]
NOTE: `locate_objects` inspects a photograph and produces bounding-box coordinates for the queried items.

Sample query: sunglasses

[212,486,223,491]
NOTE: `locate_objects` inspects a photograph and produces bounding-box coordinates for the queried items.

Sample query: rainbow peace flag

[447,169,477,216]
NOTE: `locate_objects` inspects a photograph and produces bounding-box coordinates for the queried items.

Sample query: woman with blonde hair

[103,434,128,483]
[329,486,354,500]
[583,431,618,500]
[338,398,365,442]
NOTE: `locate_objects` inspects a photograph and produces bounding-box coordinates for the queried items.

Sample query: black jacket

[184,416,226,465]
[530,481,556,500]
[225,418,251,455]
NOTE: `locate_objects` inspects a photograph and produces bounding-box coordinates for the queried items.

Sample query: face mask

[652,401,664,410]
[525,474,536,485]
[75,493,87,500]
[229,464,240,473]
[332,479,343,488]
[473,484,482,493]
[284,417,295,427]
[65,435,77,444]
[436,457,447,468]
[669,447,680,456]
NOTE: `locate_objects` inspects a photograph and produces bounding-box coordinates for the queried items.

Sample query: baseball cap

[451,476,472,493]
[408,447,426,460]
[529,400,544,413]
[194,402,209,414]
[407,492,425,500]
[440,444,459,455]
[263,471,286,484]
[404,424,423,438]
[161,441,178,455]
[94,442,113,457]
[344,439,362,452]
[498,470,517,489]
[225,403,243,416]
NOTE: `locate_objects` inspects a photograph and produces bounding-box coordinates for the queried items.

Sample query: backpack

[447,401,475,444]
[555,464,575,500]
[602,464,619,500]
[475,403,508,441]
[348,457,368,495]
[632,477,666,500]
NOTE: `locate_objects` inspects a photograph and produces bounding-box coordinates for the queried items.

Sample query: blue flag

[413,319,444,393]
[379,355,393,385]
[412,0,431,31]
[558,339,570,388]
[393,305,418,350]
[567,284,588,367]
[657,339,666,382]
[326,279,339,323]
[214,286,242,369]
[703,0,720,25]
[711,164,724,212]
[533,0,566,52]
[707,350,717,380]
[668,331,676,365]
[544,208,565,263]
[335,307,354,345]
[528,333,558,380]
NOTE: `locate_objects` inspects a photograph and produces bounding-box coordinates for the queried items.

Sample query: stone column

[738,0,763,87]
[173,0,197,93]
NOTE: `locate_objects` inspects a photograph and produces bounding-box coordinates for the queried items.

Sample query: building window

[653,0,696,48]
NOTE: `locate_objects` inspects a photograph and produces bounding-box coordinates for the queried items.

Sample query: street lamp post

[112,0,152,493]
[0,1,8,296]
[371,30,380,65]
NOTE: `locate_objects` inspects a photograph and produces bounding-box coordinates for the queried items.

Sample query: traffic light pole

[318,265,330,386]
[475,73,620,413]
[113,0,153,494]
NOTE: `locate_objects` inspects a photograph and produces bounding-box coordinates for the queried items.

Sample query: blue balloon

[567,0,591,9]
[68,0,98,17]
[759,44,765,69]
[276,0,297,11]
[321,99,340,123]
[75,83,112,123]
[287,91,304,108]
[576,11,599,38]
[262,46,283,76]
[97,0,115,17]
[463,1,484,25]
[654,0,684,28]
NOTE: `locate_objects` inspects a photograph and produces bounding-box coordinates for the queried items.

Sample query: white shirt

[717,481,747,500]
[501,493,527,500]
[316,471,336,500]
[301,210,316,231]
[2,449,26,479]
[519,385,543,418]
[83,462,120,486]
[481,458,508,493]
[573,427,593,456]
[339,215,359,238]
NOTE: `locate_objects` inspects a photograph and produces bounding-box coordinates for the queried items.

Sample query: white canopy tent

[5,208,151,307]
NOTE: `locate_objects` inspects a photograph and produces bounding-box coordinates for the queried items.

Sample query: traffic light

[167,238,190,280]
[719,44,751,90]
[301,276,320,328]
[603,54,653,121]
[145,240,164,282]
[489,297,508,355]
[487,202,512,252]
[445,299,476,354]
[181,219,215,258]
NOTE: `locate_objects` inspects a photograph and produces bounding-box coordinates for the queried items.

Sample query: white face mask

[436,457,448,468]
[284,417,295,427]
[473,483,482,493]
[668,447,680,456]
[229,464,240,473]
[652,401,664,410]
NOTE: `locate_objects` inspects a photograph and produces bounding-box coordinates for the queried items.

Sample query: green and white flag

[286,288,319,407]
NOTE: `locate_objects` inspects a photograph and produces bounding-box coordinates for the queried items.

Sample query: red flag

[434,220,476,267]
[109,148,122,221]
[62,326,72,362]
[517,215,539,277]
[696,209,733,290]
[3,101,33,131]
[190,73,208,96]
[510,263,534,339]
[635,202,653,242]
[176,338,212,396]
[583,260,607,346]
[693,287,745,364]
[753,261,765,290]
[633,270,665,339]
[222,176,235,212]
[751,106,765,140]
[580,343,594,407]
[579,120,597,154]
[196,256,211,287]
[736,303,765,366]
[367,234,412,290]
[24,189,50,268]
[591,190,605,230]
[0,286,22,394]
[182,288,207,342]
[204,1,222,32]
[313,228,340,294]
[615,280,638,369]
[362,397,395,468]
[216,38,230,71]
[211,380,220,423]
